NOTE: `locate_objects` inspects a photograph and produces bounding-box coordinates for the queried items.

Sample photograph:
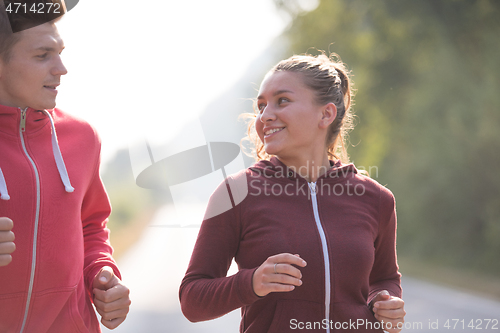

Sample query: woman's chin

[263,144,280,157]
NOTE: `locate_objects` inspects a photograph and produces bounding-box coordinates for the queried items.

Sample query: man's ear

[319,103,337,129]
[0,54,8,78]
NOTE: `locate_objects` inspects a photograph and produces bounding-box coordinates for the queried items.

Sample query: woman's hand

[252,253,307,297]
[371,290,406,333]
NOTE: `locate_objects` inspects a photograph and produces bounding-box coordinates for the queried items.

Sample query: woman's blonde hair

[242,52,355,163]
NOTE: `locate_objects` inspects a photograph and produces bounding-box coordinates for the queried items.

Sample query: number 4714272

[444,319,498,330]
[5,2,61,14]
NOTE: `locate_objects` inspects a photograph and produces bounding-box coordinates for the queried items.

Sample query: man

[0,1,130,331]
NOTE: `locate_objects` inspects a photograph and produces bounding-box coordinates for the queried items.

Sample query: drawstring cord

[42,110,74,193]
[0,167,9,200]
[0,109,74,201]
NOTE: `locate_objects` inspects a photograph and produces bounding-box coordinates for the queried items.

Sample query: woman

[180,53,406,332]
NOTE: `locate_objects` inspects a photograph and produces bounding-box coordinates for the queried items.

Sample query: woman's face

[255,71,331,161]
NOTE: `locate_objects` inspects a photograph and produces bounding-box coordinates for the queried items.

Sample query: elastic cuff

[236,267,263,305]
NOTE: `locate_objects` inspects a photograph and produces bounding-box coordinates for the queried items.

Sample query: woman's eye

[278,97,289,104]
[258,103,266,112]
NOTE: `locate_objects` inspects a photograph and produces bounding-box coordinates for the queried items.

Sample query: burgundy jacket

[180,157,401,332]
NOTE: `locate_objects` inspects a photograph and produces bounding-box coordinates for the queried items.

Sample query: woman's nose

[259,105,276,123]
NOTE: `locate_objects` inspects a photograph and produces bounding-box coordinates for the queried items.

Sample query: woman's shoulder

[205,166,253,219]
[344,162,396,202]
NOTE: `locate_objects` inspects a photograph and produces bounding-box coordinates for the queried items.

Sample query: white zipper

[308,182,331,333]
[18,108,41,333]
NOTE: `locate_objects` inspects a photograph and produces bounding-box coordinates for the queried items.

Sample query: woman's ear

[319,103,337,129]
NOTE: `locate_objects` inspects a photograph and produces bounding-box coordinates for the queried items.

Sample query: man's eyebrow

[257,90,294,100]
[34,46,65,52]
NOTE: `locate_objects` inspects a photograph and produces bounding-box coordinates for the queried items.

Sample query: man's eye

[37,53,48,59]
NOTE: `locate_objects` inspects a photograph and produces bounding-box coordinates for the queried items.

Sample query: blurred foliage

[101,149,170,243]
[274,0,500,275]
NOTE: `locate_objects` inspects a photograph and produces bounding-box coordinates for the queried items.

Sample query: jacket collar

[0,104,52,136]
[251,156,358,181]
[0,105,73,200]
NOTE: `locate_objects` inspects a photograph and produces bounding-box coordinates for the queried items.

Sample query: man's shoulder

[50,108,101,142]
[51,107,93,128]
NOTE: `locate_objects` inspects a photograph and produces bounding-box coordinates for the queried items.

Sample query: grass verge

[398,255,500,301]
[108,208,157,260]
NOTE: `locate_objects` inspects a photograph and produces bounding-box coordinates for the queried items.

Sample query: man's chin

[31,101,57,111]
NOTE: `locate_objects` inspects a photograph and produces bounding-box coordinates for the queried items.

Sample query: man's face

[0,22,67,110]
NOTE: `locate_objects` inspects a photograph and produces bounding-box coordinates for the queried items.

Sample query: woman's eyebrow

[257,90,294,100]
[274,90,294,96]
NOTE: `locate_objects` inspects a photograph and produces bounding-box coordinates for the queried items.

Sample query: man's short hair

[0,0,66,62]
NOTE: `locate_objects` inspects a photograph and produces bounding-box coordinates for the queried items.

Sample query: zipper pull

[309,182,317,194]
[20,107,28,132]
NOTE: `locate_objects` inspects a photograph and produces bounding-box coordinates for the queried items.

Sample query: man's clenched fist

[0,217,15,267]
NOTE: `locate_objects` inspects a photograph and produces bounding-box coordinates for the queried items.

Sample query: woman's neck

[277,154,332,182]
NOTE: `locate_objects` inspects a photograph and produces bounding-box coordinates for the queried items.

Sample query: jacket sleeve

[179,177,261,322]
[367,186,402,304]
[81,143,121,295]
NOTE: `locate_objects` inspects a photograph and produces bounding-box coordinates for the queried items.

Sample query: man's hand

[93,266,131,329]
[0,217,15,267]
[371,290,406,333]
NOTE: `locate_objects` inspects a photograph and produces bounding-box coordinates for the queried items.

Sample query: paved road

[399,277,500,332]
[102,206,500,332]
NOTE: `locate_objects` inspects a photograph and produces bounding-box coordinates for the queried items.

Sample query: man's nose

[52,55,68,76]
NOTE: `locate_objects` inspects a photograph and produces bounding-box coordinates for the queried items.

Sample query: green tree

[275,0,500,274]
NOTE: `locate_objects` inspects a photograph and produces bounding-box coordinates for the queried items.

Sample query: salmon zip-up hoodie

[0,105,120,333]
[180,157,402,332]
